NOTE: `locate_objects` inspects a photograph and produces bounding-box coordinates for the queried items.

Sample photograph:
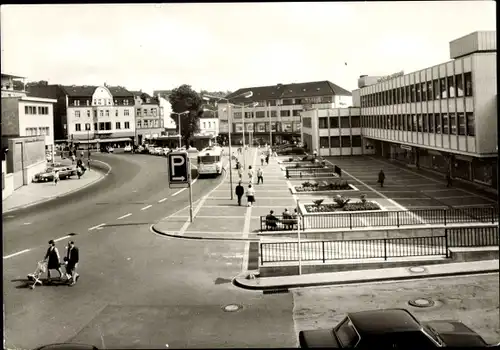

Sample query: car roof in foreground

[347,309,422,335]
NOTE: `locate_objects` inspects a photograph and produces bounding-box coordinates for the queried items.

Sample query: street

[3,152,297,349]
[292,273,499,345]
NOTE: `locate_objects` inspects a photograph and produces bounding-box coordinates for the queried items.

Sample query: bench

[260,215,300,231]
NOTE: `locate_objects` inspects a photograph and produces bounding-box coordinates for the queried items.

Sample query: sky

[1,2,496,95]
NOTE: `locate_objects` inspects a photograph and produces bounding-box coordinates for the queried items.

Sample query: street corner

[151,218,187,238]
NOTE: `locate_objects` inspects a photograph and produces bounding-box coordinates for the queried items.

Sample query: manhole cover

[408,298,435,308]
[222,304,242,312]
[408,266,428,274]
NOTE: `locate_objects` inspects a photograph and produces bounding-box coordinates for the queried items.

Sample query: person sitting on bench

[265,210,279,230]
[282,208,295,230]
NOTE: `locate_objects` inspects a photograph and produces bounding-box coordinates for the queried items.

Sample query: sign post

[168,151,193,222]
[297,199,302,275]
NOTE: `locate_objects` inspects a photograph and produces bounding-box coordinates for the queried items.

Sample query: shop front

[389,143,416,165]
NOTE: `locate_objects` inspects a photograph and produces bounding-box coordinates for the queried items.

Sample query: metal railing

[285,167,337,179]
[446,226,499,247]
[301,206,498,230]
[259,206,497,232]
[260,236,448,264]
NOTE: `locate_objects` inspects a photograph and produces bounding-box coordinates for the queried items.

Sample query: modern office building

[1,95,57,151]
[218,81,352,146]
[303,31,497,190]
[131,91,163,144]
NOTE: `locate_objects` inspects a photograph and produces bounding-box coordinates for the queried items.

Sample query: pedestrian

[235,181,245,206]
[44,240,64,282]
[238,165,244,180]
[257,167,264,184]
[313,149,318,159]
[446,171,452,188]
[64,241,80,286]
[246,184,256,207]
[260,153,265,166]
[80,150,84,158]
[71,153,76,164]
[53,169,60,186]
[248,165,254,183]
[265,153,270,165]
[378,169,386,188]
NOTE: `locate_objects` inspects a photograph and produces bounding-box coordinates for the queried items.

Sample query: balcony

[1,73,27,98]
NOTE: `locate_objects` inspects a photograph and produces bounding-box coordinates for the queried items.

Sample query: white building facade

[62,85,136,147]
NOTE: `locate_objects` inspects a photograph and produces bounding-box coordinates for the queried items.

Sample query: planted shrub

[304,201,381,213]
[333,195,350,208]
[360,194,367,205]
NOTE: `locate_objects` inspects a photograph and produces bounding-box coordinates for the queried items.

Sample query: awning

[99,137,133,143]
[73,139,99,144]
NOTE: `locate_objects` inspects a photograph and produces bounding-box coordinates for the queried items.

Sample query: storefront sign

[377,70,404,83]
[234,123,243,132]
[282,122,292,132]
[257,123,266,132]
[245,123,254,132]
[400,144,412,151]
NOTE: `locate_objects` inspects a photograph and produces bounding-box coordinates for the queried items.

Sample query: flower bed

[295,180,353,193]
[304,201,381,213]
[302,194,382,213]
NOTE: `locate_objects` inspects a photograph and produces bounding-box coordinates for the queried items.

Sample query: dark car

[298,308,493,348]
[277,146,306,156]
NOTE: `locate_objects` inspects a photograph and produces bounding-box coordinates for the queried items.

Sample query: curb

[2,160,112,214]
[232,268,500,291]
[150,224,260,242]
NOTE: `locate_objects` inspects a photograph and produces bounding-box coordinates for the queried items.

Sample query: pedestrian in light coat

[246,184,256,207]
[378,170,386,187]
[257,168,264,184]
[238,165,244,180]
[235,181,245,206]
[248,166,254,183]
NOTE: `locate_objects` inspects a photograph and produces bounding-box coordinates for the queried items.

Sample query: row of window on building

[25,126,50,136]
[136,108,158,117]
[237,96,333,108]
[319,135,363,148]
[317,116,362,129]
[74,121,131,131]
[75,109,133,118]
[73,98,132,106]
[25,106,49,115]
[361,113,475,136]
[232,110,302,118]
[360,72,473,107]
[202,121,215,129]
[137,120,161,128]
[231,121,301,133]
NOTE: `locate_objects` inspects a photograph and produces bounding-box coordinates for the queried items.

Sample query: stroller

[27,260,48,289]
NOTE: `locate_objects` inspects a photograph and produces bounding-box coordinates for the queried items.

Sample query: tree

[168,84,203,147]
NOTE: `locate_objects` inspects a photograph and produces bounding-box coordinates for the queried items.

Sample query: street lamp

[171,110,190,148]
[202,91,253,200]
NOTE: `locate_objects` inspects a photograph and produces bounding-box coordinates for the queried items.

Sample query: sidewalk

[233,259,499,290]
[2,156,109,214]
[152,146,296,240]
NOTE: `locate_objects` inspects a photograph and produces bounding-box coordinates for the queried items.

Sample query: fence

[300,206,498,230]
[260,236,448,264]
[285,167,337,179]
[446,226,499,247]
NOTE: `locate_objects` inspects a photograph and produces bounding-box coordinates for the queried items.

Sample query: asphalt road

[292,273,500,345]
[3,152,297,349]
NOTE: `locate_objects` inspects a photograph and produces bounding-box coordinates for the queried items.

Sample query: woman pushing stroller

[44,240,64,283]
[39,239,80,286]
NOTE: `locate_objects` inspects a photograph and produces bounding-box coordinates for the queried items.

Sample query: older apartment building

[303,31,497,190]
[130,91,163,144]
[218,81,352,146]
[28,84,136,148]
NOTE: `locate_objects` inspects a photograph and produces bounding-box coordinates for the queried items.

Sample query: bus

[197,146,223,176]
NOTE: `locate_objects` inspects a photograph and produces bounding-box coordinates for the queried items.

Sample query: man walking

[378,170,386,188]
[235,181,245,206]
[257,167,264,184]
[64,241,80,286]
[247,165,254,183]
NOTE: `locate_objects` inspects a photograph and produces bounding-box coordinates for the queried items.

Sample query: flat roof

[1,73,25,79]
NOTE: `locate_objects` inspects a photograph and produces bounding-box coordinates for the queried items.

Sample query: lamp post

[171,110,190,148]
[202,91,253,200]
[237,101,258,169]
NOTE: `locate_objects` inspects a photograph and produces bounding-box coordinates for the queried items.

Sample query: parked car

[124,145,132,152]
[298,308,493,348]
[162,147,170,155]
[277,146,306,155]
[33,166,77,183]
[155,147,164,156]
